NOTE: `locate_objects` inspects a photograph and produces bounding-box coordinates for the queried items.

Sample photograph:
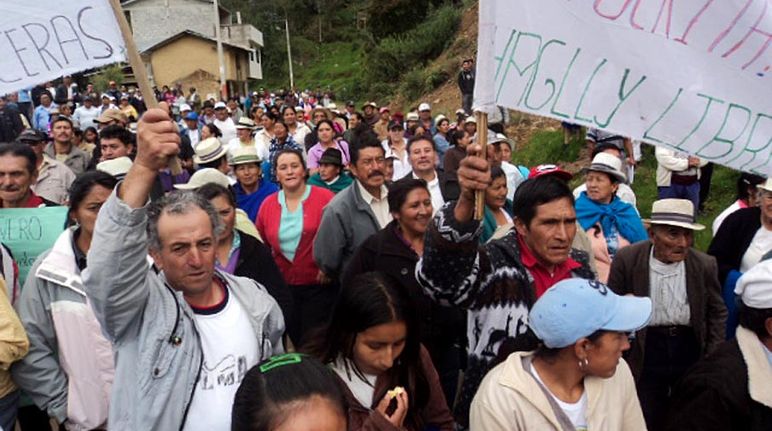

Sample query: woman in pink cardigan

[257,149,335,345]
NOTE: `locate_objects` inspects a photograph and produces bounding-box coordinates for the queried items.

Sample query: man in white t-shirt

[83,105,284,430]
[213,101,237,144]
[72,96,100,130]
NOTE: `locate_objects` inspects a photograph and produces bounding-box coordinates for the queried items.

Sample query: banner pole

[108,0,183,175]
[473,111,488,221]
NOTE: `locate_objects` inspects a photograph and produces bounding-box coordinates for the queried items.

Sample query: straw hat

[584,152,627,183]
[235,117,256,130]
[193,137,228,164]
[644,199,705,231]
[174,168,230,190]
[96,156,133,179]
[758,178,772,193]
[229,147,262,166]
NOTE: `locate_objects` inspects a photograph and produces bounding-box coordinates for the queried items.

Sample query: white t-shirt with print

[183,286,259,431]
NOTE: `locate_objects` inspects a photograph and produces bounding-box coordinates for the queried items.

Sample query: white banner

[475,0,771,176]
[0,1,126,96]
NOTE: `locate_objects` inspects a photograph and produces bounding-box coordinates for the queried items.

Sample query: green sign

[0,207,68,286]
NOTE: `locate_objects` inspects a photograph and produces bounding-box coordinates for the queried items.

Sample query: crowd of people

[0,70,769,431]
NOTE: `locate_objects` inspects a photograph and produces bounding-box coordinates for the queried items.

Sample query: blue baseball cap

[529,278,652,348]
[185,112,199,121]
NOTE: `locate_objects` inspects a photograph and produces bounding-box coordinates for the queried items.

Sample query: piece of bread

[387,386,405,399]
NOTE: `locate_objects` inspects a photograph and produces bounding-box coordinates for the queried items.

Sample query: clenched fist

[135,102,181,172]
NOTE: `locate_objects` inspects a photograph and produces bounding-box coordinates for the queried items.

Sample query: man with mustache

[0,143,58,208]
[416,144,595,425]
[314,131,391,280]
[607,198,726,430]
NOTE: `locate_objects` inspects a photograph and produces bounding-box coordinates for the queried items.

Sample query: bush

[364,5,460,84]
[93,65,125,93]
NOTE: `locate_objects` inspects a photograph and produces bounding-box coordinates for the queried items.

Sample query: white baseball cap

[735,259,772,309]
[174,168,230,190]
[214,101,227,110]
[179,104,192,113]
[418,102,431,112]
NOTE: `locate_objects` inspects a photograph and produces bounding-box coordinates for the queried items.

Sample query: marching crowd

[0,71,769,431]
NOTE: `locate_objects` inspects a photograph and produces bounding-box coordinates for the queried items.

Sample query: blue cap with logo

[529,278,652,348]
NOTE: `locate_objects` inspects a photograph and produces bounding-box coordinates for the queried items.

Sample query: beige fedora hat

[644,199,705,230]
[174,168,230,190]
[193,137,228,164]
[584,152,627,183]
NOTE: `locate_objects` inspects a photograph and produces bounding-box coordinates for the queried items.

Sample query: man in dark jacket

[396,135,459,211]
[0,97,24,143]
[666,258,772,431]
[608,198,727,430]
[458,58,475,114]
[417,150,595,425]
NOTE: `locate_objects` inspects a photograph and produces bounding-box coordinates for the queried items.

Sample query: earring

[578,358,589,370]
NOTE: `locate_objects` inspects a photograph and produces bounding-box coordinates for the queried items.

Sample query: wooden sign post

[473,111,489,221]
[108,0,182,175]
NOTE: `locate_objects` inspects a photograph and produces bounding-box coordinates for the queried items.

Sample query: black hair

[314,119,335,133]
[67,171,118,224]
[350,130,384,167]
[387,178,429,213]
[281,105,297,118]
[203,123,222,138]
[231,354,347,431]
[350,112,365,123]
[196,183,236,208]
[512,175,574,227]
[273,120,289,133]
[406,134,436,153]
[738,302,772,340]
[490,165,506,181]
[534,329,607,361]
[275,148,307,172]
[99,124,133,146]
[737,173,766,201]
[302,272,429,429]
[0,143,36,174]
[51,115,73,128]
[450,128,467,147]
[199,156,228,170]
[260,111,278,123]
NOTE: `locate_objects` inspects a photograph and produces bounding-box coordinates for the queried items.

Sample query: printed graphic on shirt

[199,354,249,390]
[469,303,529,357]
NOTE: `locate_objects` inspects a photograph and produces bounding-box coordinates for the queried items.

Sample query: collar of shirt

[324,175,340,185]
[412,171,438,187]
[517,234,581,298]
[356,180,387,204]
[71,228,87,271]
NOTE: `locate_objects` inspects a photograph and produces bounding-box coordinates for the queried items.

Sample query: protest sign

[0,206,68,286]
[0,0,126,96]
[475,0,771,176]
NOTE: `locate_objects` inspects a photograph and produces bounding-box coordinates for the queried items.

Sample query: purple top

[307,140,350,168]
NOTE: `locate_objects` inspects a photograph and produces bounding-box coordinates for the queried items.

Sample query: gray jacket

[83,191,285,430]
[43,143,90,176]
[313,181,382,277]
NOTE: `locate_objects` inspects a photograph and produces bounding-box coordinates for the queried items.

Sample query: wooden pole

[473,111,488,221]
[108,0,182,175]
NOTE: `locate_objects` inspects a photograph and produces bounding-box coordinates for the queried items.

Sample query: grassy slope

[513,132,738,251]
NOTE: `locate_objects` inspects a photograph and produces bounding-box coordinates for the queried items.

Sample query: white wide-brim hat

[644,198,705,230]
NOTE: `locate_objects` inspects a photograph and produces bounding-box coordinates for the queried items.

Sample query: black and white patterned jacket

[416,203,595,424]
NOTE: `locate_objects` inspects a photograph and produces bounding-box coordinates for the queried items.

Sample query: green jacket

[307,172,354,194]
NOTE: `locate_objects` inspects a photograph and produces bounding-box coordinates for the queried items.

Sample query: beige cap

[174,168,230,190]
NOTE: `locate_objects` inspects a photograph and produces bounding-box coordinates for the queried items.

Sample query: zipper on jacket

[179,325,203,431]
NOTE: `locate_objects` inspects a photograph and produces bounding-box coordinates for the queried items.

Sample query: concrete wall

[148,35,249,98]
[126,0,225,51]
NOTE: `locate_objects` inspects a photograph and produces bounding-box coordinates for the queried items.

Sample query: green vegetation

[92,65,125,93]
[512,130,737,251]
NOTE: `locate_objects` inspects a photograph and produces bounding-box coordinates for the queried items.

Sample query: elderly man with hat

[307,148,353,194]
[361,101,379,127]
[193,137,231,180]
[666,258,772,430]
[607,198,727,430]
[213,101,237,144]
[16,129,75,205]
[229,147,277,222]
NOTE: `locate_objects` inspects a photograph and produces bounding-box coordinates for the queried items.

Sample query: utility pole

[213,0,227,100]
[285,17,294,91]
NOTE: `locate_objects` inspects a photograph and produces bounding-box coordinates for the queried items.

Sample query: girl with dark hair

[712,173,767,235]
[304,272,455,431]
[281,105,312,145]
[12,171,118,430]
[307,119,350,174]
[255,112,277,156]
[343,179,465,410]
[232,353,348,431]
[257,149,335,345]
